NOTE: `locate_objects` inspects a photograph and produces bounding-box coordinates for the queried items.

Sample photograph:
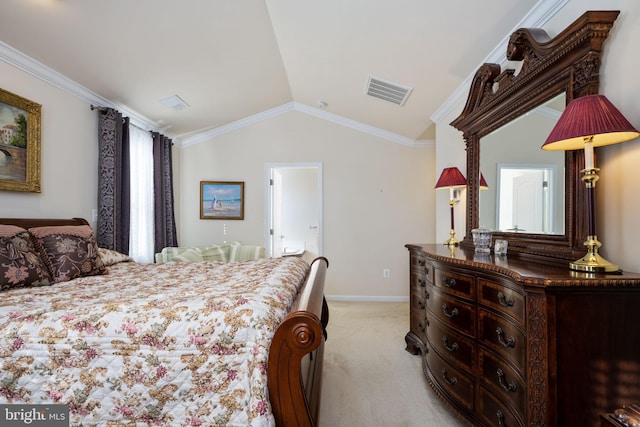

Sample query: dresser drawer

[427,287,475,337]
[410,270,429,294]
[427,316,474,372]
[425,341,475,412]
[479,348,526,418]
[477,385,524,427]
[478,279,524,324]
[434,268,474,300]
[410,250,426,268]
[410,253,432,292]
[410,252,432,278]
[478,309,525,370]
[410,289,426,314]
[410,311,427,344]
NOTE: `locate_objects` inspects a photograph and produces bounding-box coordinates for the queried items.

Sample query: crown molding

[292,102,430,148]
[0,41,161,132]
[430,0,569,124]
[179,103,295,146]
[181,101,433,148]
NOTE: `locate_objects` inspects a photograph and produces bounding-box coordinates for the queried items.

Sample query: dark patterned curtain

[152,132,178,252]
[97,108,131,253]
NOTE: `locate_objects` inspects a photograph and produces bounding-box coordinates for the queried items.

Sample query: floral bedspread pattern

[0,257,309,426]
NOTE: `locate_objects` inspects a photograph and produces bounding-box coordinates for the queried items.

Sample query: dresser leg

[405,332,423,355]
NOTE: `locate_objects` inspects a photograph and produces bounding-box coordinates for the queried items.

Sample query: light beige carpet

[318,301,467,427]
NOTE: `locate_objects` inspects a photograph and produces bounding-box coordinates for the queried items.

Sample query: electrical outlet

[383,269,390,279]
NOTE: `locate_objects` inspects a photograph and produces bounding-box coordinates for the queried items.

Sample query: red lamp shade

[542,94,639,151]
[479,173,489,190]
[435,166,466,189]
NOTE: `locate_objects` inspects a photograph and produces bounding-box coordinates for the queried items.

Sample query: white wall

[434,0,640,272]
[0,61,98,223]
[178,110,435,298]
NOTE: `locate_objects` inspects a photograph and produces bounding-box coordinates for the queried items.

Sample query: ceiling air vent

[160,94,190,111]
[365,75,413,106]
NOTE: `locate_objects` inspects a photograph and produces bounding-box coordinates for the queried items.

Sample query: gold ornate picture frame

[200,181,245,220]
[0,88,41,192]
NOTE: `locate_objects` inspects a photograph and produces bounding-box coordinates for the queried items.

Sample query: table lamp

[480,173,489,190]
[542,94,639,272]
[435,166,467,246]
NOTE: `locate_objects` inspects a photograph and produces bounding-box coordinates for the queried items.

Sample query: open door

[265,163,323,258]
[497,165,555,233]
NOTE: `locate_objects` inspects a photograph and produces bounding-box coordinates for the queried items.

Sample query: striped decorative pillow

[229,244,265,262]
[157,244,231,263]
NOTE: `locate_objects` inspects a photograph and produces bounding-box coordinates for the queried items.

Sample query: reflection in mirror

[480,93,565,234]
[496,164,559,233]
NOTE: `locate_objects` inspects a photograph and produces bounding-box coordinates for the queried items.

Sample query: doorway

[265,163,323,258]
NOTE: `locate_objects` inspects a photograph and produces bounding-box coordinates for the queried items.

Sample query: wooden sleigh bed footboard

[268,256,330,427]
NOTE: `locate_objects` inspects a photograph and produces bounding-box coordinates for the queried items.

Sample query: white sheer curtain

[128,125,155,263]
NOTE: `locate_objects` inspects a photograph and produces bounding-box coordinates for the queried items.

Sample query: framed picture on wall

[0,88,42,192]
[200,181,245,220]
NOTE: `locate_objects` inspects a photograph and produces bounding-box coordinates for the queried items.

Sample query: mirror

[450,11,619,261]
[480,94,565,234]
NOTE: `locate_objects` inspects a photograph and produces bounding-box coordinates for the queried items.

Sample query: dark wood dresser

[405,244,640,427]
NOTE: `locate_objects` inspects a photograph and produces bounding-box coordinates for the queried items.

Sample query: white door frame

[264,162,323,257]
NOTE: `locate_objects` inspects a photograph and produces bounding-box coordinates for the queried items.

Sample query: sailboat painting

[200,181,245,220]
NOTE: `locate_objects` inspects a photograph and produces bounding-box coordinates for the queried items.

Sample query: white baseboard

[325,295,409,303]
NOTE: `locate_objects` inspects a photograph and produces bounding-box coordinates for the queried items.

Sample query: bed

[0,217,329,427]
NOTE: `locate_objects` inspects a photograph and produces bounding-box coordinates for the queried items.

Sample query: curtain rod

[91,105,172,142]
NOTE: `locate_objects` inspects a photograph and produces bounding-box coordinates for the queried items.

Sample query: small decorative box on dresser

[405,244,640,427]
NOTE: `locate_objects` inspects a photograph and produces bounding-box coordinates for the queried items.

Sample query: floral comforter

[0,257,310,426]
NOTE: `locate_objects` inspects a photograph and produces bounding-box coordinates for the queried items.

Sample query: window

[128,125,155,263]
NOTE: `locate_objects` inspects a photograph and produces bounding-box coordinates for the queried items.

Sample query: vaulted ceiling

[0,0,541,143]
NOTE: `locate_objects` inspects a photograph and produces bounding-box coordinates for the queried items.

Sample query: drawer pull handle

[497,291,514,307]
[418,259,426,267]
[418,301,425,310]
[442,304,459,318]
[497,368,517,393]
[418,278,426,287]
[497,410,509,427]
[496,327,516,348]
[441,368,457,386]
[442,277,457,288]
[442,336,459,352]
[425,291,430,300]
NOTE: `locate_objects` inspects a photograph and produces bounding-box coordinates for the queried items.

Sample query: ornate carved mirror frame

[451,10,620,261]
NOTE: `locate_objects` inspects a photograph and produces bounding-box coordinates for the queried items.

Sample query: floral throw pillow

[30,225,106,283]
[0,225,53,290]
[97,247,133,266]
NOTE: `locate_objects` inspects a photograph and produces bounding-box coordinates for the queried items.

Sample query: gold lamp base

[443,229,459,246]
[570,235,621,273]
